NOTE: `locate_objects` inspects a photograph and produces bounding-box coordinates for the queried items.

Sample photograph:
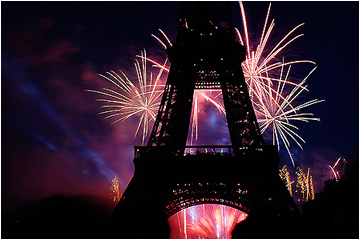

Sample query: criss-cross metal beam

[147,1,265,156]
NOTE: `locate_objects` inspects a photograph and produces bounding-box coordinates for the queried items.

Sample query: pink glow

[168,204,248,239]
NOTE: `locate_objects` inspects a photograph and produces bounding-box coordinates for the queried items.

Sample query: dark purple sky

[2,2,358,211]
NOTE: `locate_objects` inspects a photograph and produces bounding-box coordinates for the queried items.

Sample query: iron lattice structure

[147,2,264,157]
[109,2,299,238]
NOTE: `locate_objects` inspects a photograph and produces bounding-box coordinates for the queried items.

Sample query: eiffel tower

[108,2,300,238]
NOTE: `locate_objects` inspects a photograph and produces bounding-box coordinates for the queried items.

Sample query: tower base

[107,145,300,238]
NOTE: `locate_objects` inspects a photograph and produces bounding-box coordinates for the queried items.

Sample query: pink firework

[168,204,248,239]
[237,2,324,163]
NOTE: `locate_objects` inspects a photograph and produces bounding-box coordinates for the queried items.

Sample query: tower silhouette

[109,2,300,238]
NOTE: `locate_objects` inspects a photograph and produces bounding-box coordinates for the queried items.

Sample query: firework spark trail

[190,93,199,145]
[296,167,306,199]
[236,2,325,164]
[198,91,225,114]
[110,175,122,202]
[328,164,339,182]
[280,165,317,202]
[328,157,346,181]
[295,167,314,201]
[254,63,325,166]
[309,170,314,201]
[87,50,167,144]
[151,34,167,49]
[168,204,248,239]
[237,2,315,101]
[190,90,226,144]
[279,165,293,196]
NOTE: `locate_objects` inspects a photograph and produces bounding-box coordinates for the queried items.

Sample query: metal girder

[147,1,264,155]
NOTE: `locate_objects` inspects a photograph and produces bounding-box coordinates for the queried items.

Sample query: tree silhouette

[301,154,359,238]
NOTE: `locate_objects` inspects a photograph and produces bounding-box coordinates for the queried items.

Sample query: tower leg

[148,66,195,154]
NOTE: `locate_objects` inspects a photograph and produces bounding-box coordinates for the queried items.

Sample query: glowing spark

[296,167,314,201]
[87,50,167,144]
[198,91,225,114]
[190,93,199,145]
[189,90,226,144]
[151,34,167,49]
[110,175,122,202]
[152,29,173,49]
[328,164,339,182]
[328,157,346,181]
[136,54,170,72]
[279,165,293,196]
[159,29,173,46]
[168,204,248,239]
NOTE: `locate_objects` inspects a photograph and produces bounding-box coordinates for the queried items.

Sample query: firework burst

[87,50,166,144]
[237,2,314,100]
[236,2,324,164]
[253,63,325,166]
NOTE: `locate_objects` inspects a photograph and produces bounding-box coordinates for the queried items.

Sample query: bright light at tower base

[168,204,248,239]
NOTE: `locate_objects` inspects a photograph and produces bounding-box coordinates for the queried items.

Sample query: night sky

[2,0,359,217]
